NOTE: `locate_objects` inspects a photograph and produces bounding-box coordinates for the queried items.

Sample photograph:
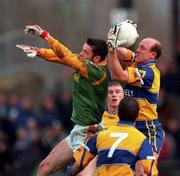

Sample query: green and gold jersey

[72,60,109,126]
[39,36,109,126]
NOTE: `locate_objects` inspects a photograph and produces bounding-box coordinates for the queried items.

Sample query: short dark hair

[150,42,162,59]
[108,80,123,89]
[86,38,108,61]
[118,97,139,122]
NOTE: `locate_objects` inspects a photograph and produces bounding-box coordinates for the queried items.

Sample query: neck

[108,106,118,114]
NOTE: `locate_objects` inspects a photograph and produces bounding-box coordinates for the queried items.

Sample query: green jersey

[71,60,109,126]
[39,37,109,126]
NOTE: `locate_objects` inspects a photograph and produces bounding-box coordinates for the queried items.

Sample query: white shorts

[66,124,101,152]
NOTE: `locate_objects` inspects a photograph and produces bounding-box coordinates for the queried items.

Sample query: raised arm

[17,25,91,76]
[107,48,129,83]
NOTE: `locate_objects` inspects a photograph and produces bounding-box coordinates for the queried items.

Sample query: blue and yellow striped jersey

[100,111,119,129]
[74,121,158,176]
[125,60,160,121]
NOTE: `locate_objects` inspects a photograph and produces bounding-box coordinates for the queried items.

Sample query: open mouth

[112,99,118,103]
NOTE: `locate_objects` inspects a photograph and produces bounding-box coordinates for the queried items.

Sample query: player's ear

[92,55,101,64]
[151,51,157,59]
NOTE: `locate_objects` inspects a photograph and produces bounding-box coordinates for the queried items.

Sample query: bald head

[142,38,162,59]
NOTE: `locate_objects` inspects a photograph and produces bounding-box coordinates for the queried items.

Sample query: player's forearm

[46,35,71,58]
[39,48,64,64]
[117,48,136,66]
[44,35,88,75]
[116,47,129,61]
[71,162,84,176]
[141,160,158,176]
[108,50,128,82]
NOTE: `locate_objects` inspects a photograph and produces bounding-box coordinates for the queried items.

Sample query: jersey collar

[118,120,135,127]
[97,59,107,66]
[138,60,156,68]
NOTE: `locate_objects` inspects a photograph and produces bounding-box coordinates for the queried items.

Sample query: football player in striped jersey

[108,37,165,175]
[72,97,158,176]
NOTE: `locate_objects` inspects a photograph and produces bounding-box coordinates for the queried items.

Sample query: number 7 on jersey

[108,133,128,158]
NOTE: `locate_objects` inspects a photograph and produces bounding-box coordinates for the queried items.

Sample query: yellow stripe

[92,68,107,86]
[151,121,157,152]
[145,121,151,144]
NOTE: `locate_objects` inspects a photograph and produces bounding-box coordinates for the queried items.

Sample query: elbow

[111,74,128,83]
[111,74,120,81]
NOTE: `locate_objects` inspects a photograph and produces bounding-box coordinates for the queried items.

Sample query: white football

[116,21,139,47]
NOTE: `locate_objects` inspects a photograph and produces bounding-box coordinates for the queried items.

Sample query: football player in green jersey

[17,25,109,176]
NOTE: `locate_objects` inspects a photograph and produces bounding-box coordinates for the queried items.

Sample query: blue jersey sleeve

[86,134,98,155]
[73,134,98,168]
[137,138,154,160]
[138,66,155,89]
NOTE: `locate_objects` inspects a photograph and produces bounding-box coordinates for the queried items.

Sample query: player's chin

[111,101,118,106]
[79,57,86,61]
[134,57,141,63]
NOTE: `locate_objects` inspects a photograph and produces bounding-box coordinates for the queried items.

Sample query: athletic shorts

[135,119,165,154]
[66,124,100,152]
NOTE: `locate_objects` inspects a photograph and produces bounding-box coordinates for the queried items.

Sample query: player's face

[135,38,156,64]
[79,43,94,61]
[107,85,124,109]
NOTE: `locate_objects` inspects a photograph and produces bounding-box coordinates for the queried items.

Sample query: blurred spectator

[7,93,21,123]
[13,121,47,176]
[0,130,14,176]
[39,95,63,128]
[157,88,174,125]
[49,119,67,146]
[41,119,67,151]
[157,55,178,94]
[15,97,37,128]
[159,118,180,161]
[0,92,9,120]
[14,127,31,153]
[166,118,180,159]
[0,117,16,149]
[158,132,176,160]
[60,92,73,132]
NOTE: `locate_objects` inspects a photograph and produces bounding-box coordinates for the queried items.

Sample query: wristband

[41,31,49,39]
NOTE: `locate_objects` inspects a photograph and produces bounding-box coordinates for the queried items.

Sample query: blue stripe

[135,119,162,128]
[135,120,164,153]
[124,62,159,104]
[140,67,154,89]
[138,61,156,67]
[80,149,87,169]
[87,134,98,155]
[150,160,155,176]
[137,61,156,89]
[137,139,154,159]
[118,120,135,126]
[97,149,136,170]
[125,85,158,104]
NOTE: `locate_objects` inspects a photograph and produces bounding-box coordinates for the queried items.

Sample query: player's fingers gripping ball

[107,20,139,50]
[107,24,123,51]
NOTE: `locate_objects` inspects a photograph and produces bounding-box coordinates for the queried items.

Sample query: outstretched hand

[16,44,40,58]
[24,25,49,39]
